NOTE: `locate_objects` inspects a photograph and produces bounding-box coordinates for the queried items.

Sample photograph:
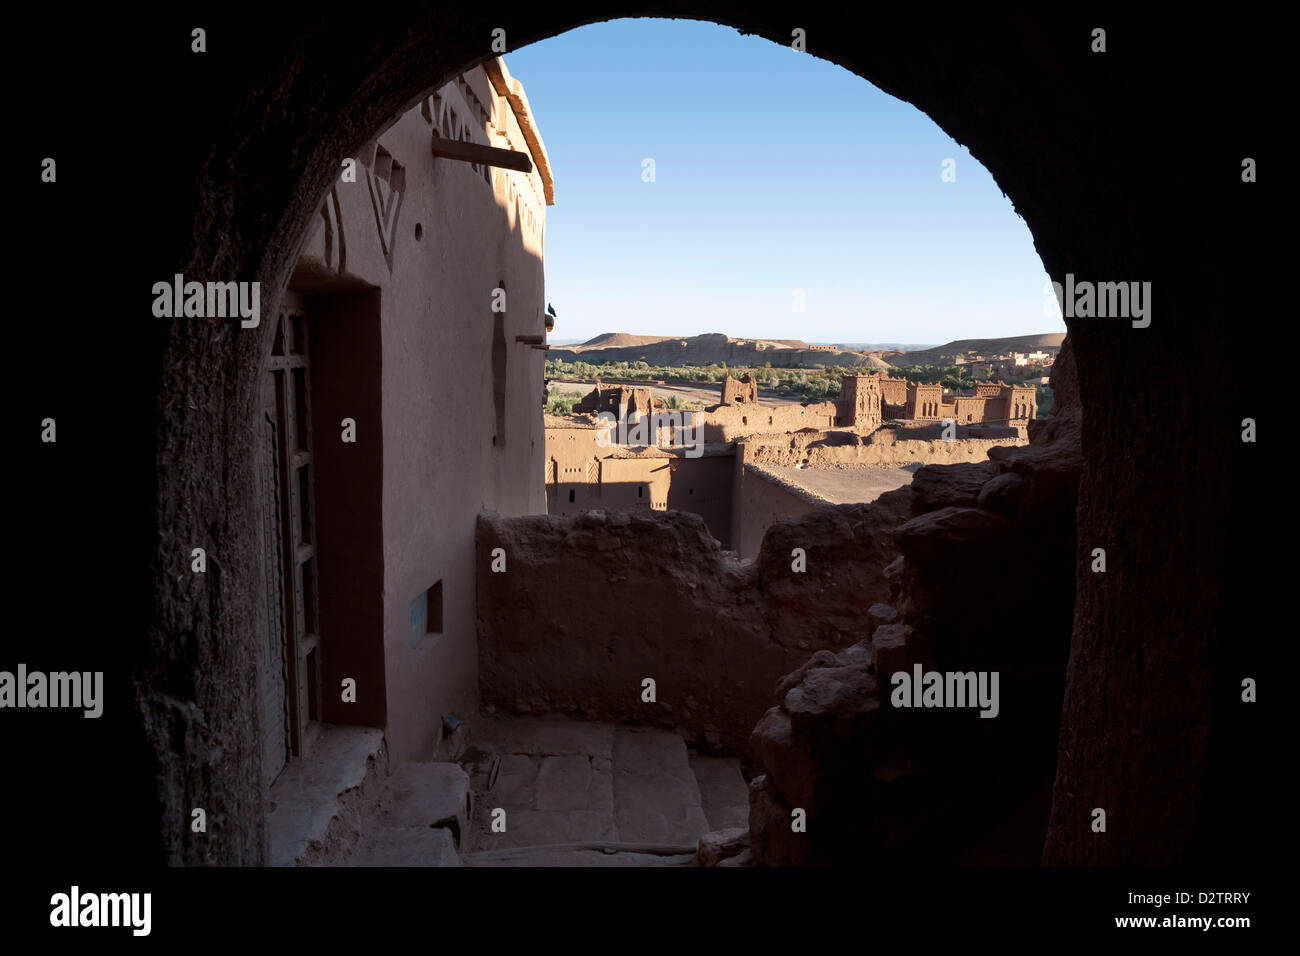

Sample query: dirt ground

[760,462,921,505]
[549,379,803,408]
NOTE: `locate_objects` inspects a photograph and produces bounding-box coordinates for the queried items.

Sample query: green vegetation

[658,393,702,411]
[544,388,580,416]
[545,359,845,401]
[545,359,1055,410]
[1035,384,1054,419]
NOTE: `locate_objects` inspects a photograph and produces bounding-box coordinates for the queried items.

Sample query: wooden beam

[431,135,533,173]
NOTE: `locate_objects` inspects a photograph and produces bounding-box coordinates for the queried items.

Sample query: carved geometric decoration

[364,146,405,271]
[318,185,346,274]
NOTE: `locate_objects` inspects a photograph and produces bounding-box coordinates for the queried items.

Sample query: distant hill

[577,332,678,349]
[550,332,893,370]
[890,333,1066,367]
[830,342,941,352]
[548,331,1064,372]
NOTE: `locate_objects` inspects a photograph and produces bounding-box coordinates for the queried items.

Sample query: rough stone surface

[756,489,915,652]
[717,848,755,867]
[267,727,387,867]
[747,775,815,867]
[367,762,471,836]
[896,507,1011,567]
[909,460,998,513]
[352,824,460,867]
[976,471,1030,516]
[871,623,930,677]
[749,342,1085,865]
[696,827,750,867]
[866,602,900,634]
[689,754,750,831]
[750,707,822,815]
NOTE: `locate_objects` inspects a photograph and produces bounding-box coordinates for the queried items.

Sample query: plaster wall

[292,63,551,761]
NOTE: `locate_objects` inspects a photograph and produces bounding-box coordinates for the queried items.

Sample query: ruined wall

[748,340,1083,866]
[477,510,778,751]
[742,424,1024,468]
[699,400,838,441]
[720,373,759,404]
[735,463,817,560]
[476,484,915,752]
[573,383,662,416]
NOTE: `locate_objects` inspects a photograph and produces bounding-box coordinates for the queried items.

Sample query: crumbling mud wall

[748,340,1083,865]
[742,424,1025,469]
[699,399,839,442]
[476,483,917,752]
[477,510,774,751]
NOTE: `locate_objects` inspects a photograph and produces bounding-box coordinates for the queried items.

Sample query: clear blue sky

[506,19,1064,346]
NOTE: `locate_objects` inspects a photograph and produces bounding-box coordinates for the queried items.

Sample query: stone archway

[135,6,1264,866]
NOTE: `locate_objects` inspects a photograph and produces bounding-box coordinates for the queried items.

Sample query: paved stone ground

[350,762,469,866]
[458,716,748,867]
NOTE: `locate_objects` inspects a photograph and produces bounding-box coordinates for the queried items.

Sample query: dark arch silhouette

[16,6,1268,869]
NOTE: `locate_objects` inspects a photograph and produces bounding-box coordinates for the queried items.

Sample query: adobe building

[834,374,883,430]
[721,372,759,404]
[543,413,736,546]
[545,371,1018,556]
[698,374,840,441]
[906,380,1036,425]
[259,55,554,785]
[879,375,909,406]
[572,382,663,417]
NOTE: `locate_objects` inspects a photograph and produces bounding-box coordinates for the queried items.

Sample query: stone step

[351,761,472,866]
[689,753,750,831]
[267,726,387,867]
